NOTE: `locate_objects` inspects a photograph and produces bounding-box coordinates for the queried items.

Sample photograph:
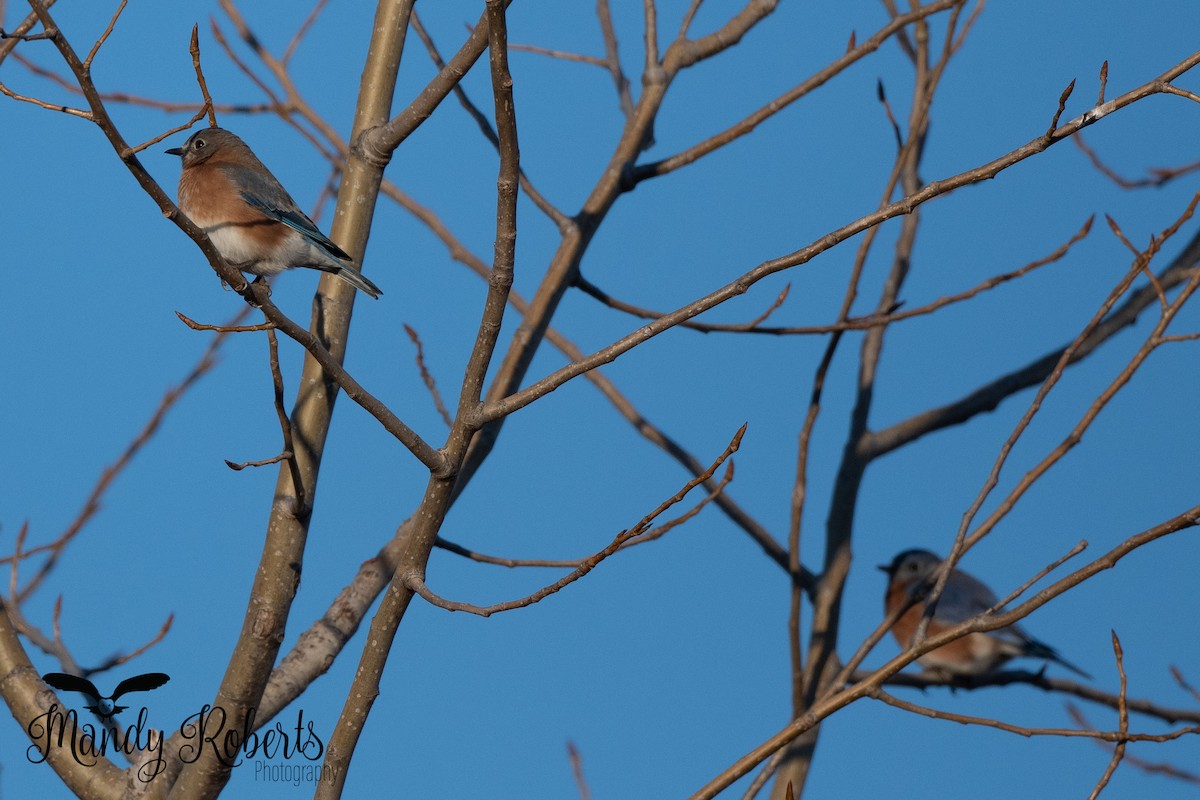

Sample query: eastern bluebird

[167,128,382,298]
[879,549,1090,679]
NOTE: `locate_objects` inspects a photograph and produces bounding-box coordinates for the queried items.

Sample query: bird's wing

[111,672,171,700]
[226,165,353,262]
[927,570,1000,623]
[43,673,101,701]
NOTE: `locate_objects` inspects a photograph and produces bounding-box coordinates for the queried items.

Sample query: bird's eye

[193,138,206,150]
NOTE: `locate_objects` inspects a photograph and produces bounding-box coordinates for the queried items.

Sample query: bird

[166,127,382,299]
[879,549,1090,679]
[42,672,171,721]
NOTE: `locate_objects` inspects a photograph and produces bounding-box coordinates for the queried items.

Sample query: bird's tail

[331,265,383,299]
[1025,639,1091,680]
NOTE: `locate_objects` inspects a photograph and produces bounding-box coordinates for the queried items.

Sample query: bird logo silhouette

[42,672,170,721]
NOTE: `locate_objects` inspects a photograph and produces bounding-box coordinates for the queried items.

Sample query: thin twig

[508,42,606,66]
[989,540,1088,612]
[82,0,126,70]
[1088,632,1129,799]
[872,687,1195,745]
[189,24,216,127]
[125,108,210,156]
[282,0,329,64]
[410,10,567,226]
[176,310,274,332]
[566,741,592,800]
[858,669,1200,725]
[408,426,744,617]
[8,309,244,600]
[266,328,306,512]
[225,452,290,470]
[1074,133,1200,189]
[596,0,635,120]
[1069,704,1200,786]
[1170,666,1200,704]
[573,215,1092,334]
[404,324,453,427]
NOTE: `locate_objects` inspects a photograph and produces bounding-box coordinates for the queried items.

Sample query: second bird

[880,549,1090,679]
[167,127,382,299]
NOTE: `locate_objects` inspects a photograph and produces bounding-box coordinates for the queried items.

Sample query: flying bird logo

[42,672,170,721]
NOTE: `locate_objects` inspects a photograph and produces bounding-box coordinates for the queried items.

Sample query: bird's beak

[876,564,890,574]
[165,147,183,156]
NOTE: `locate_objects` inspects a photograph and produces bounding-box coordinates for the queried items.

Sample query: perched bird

[879,549,1090,679]
[166,127,382,298]
[42,672,171,721]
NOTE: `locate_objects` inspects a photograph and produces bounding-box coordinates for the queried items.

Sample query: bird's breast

[178,166,292,272]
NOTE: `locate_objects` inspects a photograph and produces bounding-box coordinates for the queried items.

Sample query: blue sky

[3,1,1200,798]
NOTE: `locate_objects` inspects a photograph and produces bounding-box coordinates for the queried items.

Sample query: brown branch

[1161,83,1200,104]
[692,504,1200,798]
[409,10,566,226]
[869,216,1200,460]
[673,0,779,68]
[487,53,1200,425]
[865,669,1200,725]
[0,25,53,43]
[1105,213,1167,309]
[1069,704,1200,786]
[677,0,703,39]
[309,165,340,224]
[567,740,592,800]
[9,553,174,678]
[404,323,453,427]
[317,3,514,795]
[6,309,241,600]
[1170,666,1200,704]
[0,75,89,116]
[282,0,329,64]
[22,2,441,476]
[950,196,1200,562]
[209,16,285,112]
[407,427,744,617]
[434,461,730,568]
[574,215,1091,335]
[433,538,581,569]
[83,613,175,677]
[949,0,986,54]
[1156,331,1200,344]
[596,0,635,121]
[918,229,1191,643]
[266,328,306,510]
[82,0,126,70]
[989,540,1087,612]
[1045,78,1076,137]
[618,459,732,550]
[11,53,273,113]
[1088,632,1129,799]
[369,1,509,157]
[374,178,794,574]
[0,0,55,67]
[634,0,961,183]
[124,108,209,156]
[1074,132,1200,189]
[871,688,1197,745]
[224,453,290,470]
[176,310,274,332]
[508,41,606,66]
[188,23,216,127]
[208,13,337,161]
[642,0,659,73]
[876,78,903,147]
